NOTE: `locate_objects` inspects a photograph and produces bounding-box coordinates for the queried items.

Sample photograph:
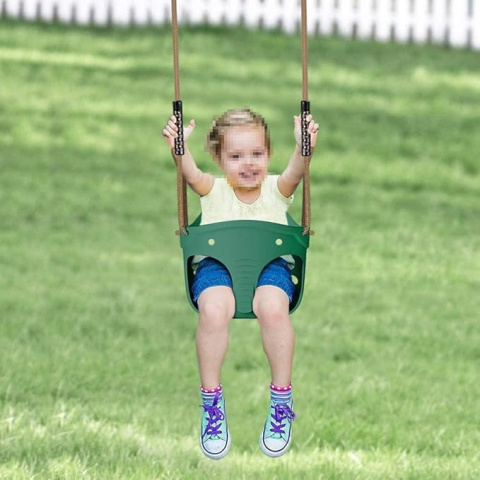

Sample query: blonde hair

[206,108,271,161]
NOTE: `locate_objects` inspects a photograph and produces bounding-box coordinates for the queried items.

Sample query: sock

[270,382,292,405]
[200,384,222,405]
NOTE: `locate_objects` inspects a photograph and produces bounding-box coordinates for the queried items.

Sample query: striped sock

[200,384,222,405]
[270,382,292,404]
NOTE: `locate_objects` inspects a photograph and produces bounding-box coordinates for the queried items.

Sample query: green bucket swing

[170,0,314,319]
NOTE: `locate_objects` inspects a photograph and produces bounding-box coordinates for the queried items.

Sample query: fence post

[39,0,55,21]
[92,0,109,26]
[412,0,429,44]
[280,0,297,34]
[394,0,410,43]
[76,1,92,25]
[357,0,373,40]
[5,0,22,18]
[244,0,262,29]
[149,0,168,26]
[132,0,150,26]
[111,0,132,26]
[431,0,447,45]
[375,0,392,42]
[57,0,73,24]
[224,0,242,26]
[337,0,355,39]
[319,0,335,36]
[23,0,38,21]
[263,0,282,31]
[188,0,207,25]
[306,0,317,35]
[450,0,469,48]
[206,0,225,26]
[474,0,480,50]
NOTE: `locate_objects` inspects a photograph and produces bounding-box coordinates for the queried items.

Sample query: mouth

[239,171,260,181]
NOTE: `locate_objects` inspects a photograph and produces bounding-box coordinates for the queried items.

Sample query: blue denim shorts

[191,257,295,304]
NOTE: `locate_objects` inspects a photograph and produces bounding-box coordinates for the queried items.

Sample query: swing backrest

[180,214,309,319]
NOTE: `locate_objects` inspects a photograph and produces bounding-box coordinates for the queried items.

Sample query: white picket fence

[2,0,480,50]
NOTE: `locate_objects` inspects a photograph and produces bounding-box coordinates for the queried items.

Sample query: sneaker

[259,398,296,457]
[200,391,231,460]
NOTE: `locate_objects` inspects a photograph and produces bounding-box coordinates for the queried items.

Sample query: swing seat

[180,214,310,319]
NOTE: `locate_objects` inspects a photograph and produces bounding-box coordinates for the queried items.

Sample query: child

[162,109,319,459]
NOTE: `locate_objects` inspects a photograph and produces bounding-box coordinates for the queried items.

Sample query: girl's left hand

[294,114,320,150]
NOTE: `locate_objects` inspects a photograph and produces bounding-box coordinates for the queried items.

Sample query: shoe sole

[258,432,292,458]
[200,432,232,460]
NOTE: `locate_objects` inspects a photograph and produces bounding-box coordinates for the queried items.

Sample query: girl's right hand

[162,115,196,149]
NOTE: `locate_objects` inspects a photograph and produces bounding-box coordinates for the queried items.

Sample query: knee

[198,295,234,332]
[253,297,288,327]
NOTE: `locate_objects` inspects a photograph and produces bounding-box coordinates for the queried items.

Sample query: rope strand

[171,0,181,101]
[171,1,187,234]
[301,0,309,101]
[173,150,188,235]
[301,0,312,235]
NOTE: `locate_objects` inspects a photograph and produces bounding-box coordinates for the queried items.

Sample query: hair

[206,108,271,161]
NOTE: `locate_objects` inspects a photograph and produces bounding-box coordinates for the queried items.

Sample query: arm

[277,114,319,199]
[163,115,214,197]
[172,144,214,197]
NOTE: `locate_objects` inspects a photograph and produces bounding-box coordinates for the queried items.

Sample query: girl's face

[219,126,270,191]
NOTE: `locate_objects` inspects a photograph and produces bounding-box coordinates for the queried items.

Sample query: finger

[162,127,176,138]
[164,125,177,137]
[166,123,176,134]
[308,120,319,133]
[167,120,178,131]
[170,115,177,123]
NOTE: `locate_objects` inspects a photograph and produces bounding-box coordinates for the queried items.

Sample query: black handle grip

[173,100,184,156]
[301,100,311,157]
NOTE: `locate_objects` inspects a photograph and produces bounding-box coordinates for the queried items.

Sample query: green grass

[1,19,479,479]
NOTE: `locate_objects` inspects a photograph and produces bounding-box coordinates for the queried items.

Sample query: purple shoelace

[202,392,225,437]
[270,403,296,435]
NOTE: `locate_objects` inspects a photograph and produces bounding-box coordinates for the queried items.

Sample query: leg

[253,286,295,386]
[254,286,296,457]
[196,286,235,390]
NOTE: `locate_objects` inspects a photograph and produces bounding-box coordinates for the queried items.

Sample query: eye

[230,153,241,160]
[253,151,263,157]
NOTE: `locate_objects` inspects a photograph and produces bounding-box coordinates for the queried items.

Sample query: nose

[244,154,257,166]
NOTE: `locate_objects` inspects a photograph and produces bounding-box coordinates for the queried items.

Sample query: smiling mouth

[240,171,259,180]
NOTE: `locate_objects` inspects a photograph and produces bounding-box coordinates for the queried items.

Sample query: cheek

[260,158,269,170]
[226,164,240,175]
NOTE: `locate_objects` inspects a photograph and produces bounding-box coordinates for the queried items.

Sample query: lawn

[0,19,479,479]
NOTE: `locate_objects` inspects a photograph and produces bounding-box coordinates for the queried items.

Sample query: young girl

[162,109,319,459]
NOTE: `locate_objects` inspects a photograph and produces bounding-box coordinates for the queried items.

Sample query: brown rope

[301,0,312,235]
[302,157,313,236]
[171,0,187,235]
[173,150,188,235]
[171,0,181,101]
[301,0,309,101]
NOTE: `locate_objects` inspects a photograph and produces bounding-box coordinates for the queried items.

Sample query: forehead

[223,126,266,151]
